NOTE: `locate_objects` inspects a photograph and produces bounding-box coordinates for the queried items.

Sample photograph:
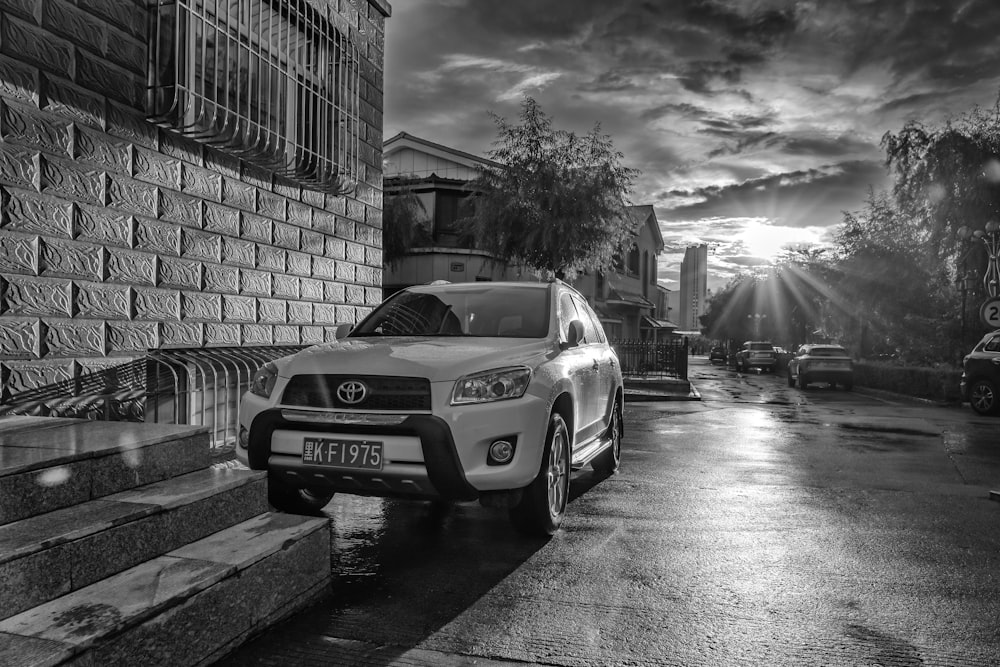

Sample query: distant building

[678,245,709,331]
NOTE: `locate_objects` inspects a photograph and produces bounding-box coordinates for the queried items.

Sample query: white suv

[237,280,624,536]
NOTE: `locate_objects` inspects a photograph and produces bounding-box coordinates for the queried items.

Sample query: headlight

[451,367,531,405]
[249,362,279,398]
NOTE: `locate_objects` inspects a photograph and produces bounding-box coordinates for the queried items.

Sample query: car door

[572,293,615,432]
[557,291,600,445]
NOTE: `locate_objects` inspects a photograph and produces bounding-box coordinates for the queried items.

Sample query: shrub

[853,361,963,403]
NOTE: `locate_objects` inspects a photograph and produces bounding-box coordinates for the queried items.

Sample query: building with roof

[382,133,676,339]
[382,132,528,294]
[572,206,677,340]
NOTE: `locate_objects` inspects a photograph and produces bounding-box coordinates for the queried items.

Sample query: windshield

[351,286,551,338]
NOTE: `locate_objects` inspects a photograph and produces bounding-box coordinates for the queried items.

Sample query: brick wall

[0,0,390,401]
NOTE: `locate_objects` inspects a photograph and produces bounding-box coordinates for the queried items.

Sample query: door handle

[592,360,600,370]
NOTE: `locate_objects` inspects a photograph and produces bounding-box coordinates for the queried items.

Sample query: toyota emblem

[336,380,368,405]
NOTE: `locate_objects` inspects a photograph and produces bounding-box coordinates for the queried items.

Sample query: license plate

[302,438,383,470]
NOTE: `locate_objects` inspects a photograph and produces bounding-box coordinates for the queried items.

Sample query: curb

[624,380,701,402]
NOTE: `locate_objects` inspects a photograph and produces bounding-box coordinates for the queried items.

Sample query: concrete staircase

[0,416,331,667]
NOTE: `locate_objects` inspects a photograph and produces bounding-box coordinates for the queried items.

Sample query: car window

[984,335,1000,353]
[570,294,602,344]
[749,343,774,350]
[352,286,550,338]
[558,292,579,342]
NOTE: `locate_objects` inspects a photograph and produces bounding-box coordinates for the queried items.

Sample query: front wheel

[268,473,334,515]
[969,379,999,415]
[592,400,622,476]
[796,373,809,390]
[787,370,795,387]
[510,412,570,536]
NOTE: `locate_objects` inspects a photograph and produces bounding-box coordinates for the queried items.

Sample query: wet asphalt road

[216,357,1000,666]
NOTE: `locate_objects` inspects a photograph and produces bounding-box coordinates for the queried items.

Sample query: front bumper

[800,368,853,383]
[238,389,550,502]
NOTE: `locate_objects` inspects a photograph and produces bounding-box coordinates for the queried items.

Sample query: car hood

[273,337,555,383]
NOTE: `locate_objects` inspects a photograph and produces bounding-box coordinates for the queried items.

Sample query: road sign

[980,297,1000,329]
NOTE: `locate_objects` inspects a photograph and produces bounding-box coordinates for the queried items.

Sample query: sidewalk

[623,375,700,402]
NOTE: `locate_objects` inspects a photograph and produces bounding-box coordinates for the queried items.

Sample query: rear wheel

[969,379,999,415]
[592,400,622,476]
[510,412,570,536]
[267,473,334,515]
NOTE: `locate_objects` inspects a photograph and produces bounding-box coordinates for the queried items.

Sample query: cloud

[384,0,1000,291]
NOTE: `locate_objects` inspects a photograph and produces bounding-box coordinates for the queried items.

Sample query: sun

[740,220,826,262]
[742,222,788,262]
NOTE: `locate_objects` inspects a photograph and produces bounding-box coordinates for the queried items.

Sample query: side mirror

[561,320,584,349]
[334,322,354,339]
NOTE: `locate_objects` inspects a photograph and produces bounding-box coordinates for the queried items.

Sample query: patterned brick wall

[0,0,389,402]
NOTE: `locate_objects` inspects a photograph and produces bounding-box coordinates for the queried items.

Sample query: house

[571,206,678,340]
[382,132,532,294]
[382,133,676,339]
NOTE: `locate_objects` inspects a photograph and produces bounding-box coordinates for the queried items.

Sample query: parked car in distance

[709,345,727,364]
[961,329,1000,416]
[238,280,624,536]
[787,344,854,390]
[735,341,777,373]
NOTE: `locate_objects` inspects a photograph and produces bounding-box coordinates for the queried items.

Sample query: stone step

[0,465,268,621]
[0,416,210,524]
[0,511,331,667]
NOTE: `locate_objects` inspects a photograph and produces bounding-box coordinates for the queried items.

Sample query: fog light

[238,426,249,449]
[487,439,515,465]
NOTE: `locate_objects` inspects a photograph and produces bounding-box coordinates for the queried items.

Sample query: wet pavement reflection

[216,357,1000,666]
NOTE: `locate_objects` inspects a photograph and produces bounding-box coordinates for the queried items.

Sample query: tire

[796,373,809,390]
[592,400,622,476]
[842,380,853,391]
[267,473,334,515]
[510,412,571,536]
[969,379,1000,415]
[787,370,795,387]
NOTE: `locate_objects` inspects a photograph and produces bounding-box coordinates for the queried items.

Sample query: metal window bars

[0,346,305,453]
[146,0,361,194]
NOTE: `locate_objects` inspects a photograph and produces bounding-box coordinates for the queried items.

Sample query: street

[217,357,1000,666]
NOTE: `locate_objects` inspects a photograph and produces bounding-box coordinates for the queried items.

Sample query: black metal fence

[612,339,689,379]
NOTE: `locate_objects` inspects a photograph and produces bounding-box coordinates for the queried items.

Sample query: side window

[558,293,579,341]
[985,335,1000,352]
[572,295,603,344]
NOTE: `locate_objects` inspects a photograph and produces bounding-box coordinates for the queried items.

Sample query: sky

[382,0,1000,293]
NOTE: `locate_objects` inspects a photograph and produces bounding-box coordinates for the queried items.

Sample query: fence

[0,346,306,451]
[1,339,690,444]
[612,339,689,379]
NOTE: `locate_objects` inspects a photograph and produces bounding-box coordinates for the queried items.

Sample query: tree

[831,190,953,362]
[465,97,639,278]
[882,98,1000,272]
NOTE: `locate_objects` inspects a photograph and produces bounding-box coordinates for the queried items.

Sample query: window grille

[146,0,361,194]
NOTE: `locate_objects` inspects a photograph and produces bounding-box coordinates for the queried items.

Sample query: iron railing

[612,339,689,379]
[0,346,305,451]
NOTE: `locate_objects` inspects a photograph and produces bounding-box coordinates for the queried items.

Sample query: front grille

[281,375,431,410]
